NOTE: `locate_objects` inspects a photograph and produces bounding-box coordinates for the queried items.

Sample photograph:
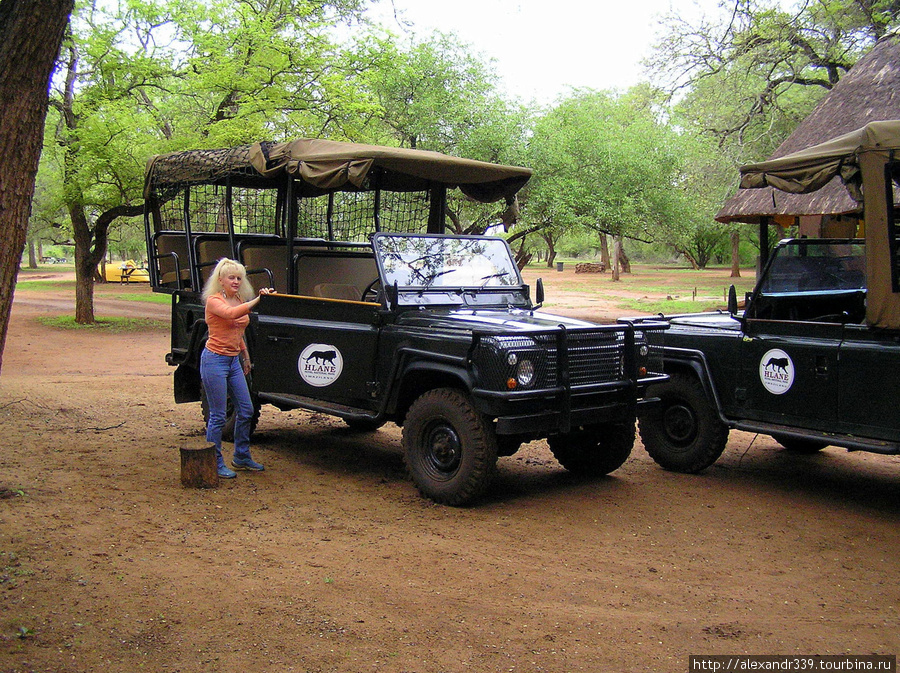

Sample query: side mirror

[534,278,544,309]
[727,284,738,315]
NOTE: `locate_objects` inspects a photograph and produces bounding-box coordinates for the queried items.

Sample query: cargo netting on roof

[155,185,281,236]
[301,191,431,241]
[146,145,266,204]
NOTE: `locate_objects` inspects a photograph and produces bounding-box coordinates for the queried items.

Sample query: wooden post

[180,445,219,488]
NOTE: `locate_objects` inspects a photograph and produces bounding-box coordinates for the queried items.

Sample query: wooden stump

[180,445,219,488]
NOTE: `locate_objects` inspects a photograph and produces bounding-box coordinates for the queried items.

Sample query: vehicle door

[837,325,900,442]
[250,295,381,410]
[739,318,842,429]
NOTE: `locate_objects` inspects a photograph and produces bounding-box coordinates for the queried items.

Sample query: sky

[369,0,726,103]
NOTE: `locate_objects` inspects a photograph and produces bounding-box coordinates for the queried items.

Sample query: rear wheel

[638,373,728,473]
[547,422,635,476]
[402,388,498,506]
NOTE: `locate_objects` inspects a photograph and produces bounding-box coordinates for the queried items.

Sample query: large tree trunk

[0,0,74,373]
[616,236,631,274]
[599,234,610,269]
[730,230,741,278]
[542,231,557,268]
[611,237,622,282]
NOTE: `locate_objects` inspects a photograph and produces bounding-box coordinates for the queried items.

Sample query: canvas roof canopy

[144,139,532,204]
[737,119,900,329]
[738,120,900,199]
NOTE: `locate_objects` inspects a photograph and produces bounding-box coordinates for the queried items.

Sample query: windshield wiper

[421,268,456,291]
[479,271,510,288]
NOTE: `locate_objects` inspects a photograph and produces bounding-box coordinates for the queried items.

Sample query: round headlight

[507,352,518,366]
[639,345,650,357]
[516,359,535,386]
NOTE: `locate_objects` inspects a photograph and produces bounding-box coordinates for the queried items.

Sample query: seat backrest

[154,233,191,288]
[195,237,233,283]
[313,283,362,301]
[296,254,377,297]
[241,244,289,293]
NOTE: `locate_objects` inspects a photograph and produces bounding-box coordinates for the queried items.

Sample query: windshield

[759,240,866,293]
[373,234,522,289]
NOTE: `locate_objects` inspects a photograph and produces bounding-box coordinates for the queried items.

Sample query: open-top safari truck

[143,139,666,504]
[633,120,900,473]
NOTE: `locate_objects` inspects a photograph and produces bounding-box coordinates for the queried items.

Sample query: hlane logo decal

[298,343,343,387]
[759,348,794,395]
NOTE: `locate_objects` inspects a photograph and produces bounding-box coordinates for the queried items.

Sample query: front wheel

[547,422,635,476]
[402,388,498,506]
[638,373,728,473]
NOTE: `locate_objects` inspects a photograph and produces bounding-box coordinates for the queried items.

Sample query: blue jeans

[200,348,255,464]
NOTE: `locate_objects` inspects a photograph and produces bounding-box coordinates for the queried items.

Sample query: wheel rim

[422,420,462,479]
[662,402,697,447]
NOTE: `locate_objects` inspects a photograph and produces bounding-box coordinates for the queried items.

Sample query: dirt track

[1,272,898,672]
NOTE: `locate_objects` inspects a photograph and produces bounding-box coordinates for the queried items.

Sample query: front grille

[473,328,627,392]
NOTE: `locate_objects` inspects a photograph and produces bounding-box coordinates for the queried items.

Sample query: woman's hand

[242,358,252,375]
[259,287,276,296]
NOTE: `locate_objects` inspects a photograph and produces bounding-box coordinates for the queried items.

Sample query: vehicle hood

[665,312,743,333]
[395,308,598,333]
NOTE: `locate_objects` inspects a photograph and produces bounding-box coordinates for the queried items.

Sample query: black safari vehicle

[143,139,667,504]
[634,120,900,473]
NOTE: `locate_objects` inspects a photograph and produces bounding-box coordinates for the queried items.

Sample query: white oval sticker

[298,343,343,387]
[759,349,794,395]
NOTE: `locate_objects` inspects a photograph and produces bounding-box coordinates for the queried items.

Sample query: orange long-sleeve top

[205,294,252,356]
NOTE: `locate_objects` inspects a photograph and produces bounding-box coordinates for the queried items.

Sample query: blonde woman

[201,258,274,478]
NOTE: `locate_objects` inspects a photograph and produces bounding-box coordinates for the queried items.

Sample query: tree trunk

[542,231,557,268]
[616,236,631,274]
[611,237,622,282]
[730,230,741,278]
[0,0,74,373]
[71,203,97,324]
[27,239,38,269]
[599,234,610,269]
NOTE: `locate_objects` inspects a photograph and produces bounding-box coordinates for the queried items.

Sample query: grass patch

[615,297,729,315]
[15,280,76,291]
[113,292,170,304]
[37,316,168,333]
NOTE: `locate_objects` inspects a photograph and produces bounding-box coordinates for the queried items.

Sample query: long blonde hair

[201,258,254,303]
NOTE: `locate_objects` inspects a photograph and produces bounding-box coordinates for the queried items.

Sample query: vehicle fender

[657,346,729,423]
[389,356,474,420]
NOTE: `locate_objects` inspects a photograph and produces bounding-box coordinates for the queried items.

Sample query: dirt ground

[1,268,898,673]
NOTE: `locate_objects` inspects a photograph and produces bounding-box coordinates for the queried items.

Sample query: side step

[259,392,382,424]
[733,420,900,455]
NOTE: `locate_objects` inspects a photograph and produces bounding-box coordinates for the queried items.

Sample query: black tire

[772,434,828,453]
[638,372,728,473]
[547,422,635,476]
[343,417,386,432]
[200,382,260,442]
[402,388,498,506]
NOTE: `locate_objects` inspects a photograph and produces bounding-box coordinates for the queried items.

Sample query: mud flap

[174,363,202,403]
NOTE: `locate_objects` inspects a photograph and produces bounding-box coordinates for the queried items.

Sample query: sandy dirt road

[1,271,898,672]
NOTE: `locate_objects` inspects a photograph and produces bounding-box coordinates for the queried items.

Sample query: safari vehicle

[633,120,900,472]
[142,139,667,505]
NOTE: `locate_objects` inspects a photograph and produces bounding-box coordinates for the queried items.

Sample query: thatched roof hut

[715,34,900,234]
